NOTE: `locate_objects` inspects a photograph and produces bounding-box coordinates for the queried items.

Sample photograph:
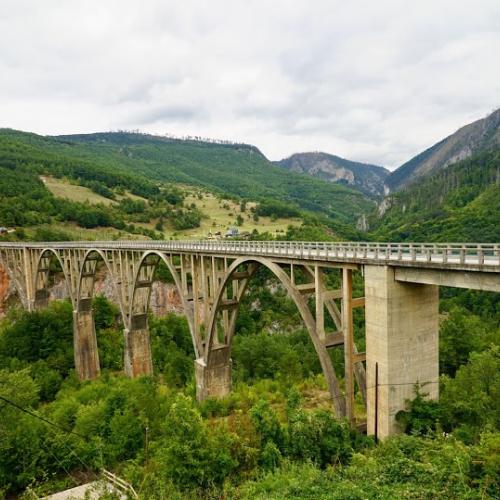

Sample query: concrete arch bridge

[0,240,498,437]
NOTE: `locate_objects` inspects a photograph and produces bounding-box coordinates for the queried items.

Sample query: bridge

[1,240,498,438]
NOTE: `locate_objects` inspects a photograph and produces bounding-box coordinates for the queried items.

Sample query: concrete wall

[365,265,439,438]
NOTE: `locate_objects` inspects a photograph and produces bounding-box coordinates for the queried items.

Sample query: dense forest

[371,150,500,242]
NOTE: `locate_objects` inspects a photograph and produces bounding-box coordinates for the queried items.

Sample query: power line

[0,394,100,474]
[39,439,80,489]
[0,394,87,440]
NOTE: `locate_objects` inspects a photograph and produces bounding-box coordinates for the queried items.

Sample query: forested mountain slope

[372,149,500,242]
[0,128,374,240]
[386,108,500,191]
[275,151,389,197]
[53,131,373,224]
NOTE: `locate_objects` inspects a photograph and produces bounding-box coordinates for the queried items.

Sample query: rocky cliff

[0,265,184,318]
[0,265,14,315]
[275,152,389,197]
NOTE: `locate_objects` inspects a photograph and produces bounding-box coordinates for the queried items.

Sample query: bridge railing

[0,241,498,267]
[185,241,498,266]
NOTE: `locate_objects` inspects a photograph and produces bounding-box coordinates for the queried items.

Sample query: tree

[441,346,500,440]
[439,306,498,376]
[152,394,238,489]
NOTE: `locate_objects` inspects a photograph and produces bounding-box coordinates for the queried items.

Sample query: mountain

[50,131,374,224]
[0,129,374,240]
[275,152,389,197]
[386,108,500,192]
[371,149,500,242]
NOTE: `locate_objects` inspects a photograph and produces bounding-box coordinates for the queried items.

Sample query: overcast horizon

[1,0,499,170]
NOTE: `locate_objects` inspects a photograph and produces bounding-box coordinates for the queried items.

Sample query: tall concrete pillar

[124,314,153,377]
[195,346,232,401]
[73,303,100,380]
[365,265,439,439]
[34,289,50,310]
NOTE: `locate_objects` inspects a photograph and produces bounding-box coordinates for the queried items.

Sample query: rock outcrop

[0,264,184,318]
[0,265,13,315]
[275,152,389,197]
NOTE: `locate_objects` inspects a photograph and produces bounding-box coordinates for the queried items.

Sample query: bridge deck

[1,241,498,272]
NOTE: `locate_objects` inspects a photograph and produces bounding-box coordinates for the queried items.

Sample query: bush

[150,315,194,385]
[396,386,446,435]
[0,301,74,378]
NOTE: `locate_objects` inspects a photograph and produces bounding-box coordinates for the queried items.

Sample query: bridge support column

[34,289,50,310]
[73,306,100,381]
[124,314,153,377]
[195,347,232,401]
[365,265,439,439]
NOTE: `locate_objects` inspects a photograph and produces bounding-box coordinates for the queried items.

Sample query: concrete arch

[204,257,346,417]
[33,248,73,308]
[129,250,198,356]
[76,248,126,321]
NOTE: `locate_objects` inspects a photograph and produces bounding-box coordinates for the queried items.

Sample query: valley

[2,4,499,498]
[0,110,499,500]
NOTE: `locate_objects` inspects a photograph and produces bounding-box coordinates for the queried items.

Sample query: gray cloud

[0,0,499,169]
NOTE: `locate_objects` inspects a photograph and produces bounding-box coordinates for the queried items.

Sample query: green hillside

[2,127,498,244]
[371,149,500,242]
[54,131,374,223]
[0,129,371,241]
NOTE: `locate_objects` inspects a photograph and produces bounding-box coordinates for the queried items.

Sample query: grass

[42,176,148,206]
[176,190,301,239]
[40,178,301,241]
[25,223,148,241]
[41,177,116,206]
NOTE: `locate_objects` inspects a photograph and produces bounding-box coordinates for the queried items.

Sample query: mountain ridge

[371,148,500,242]
[386,108,500,191]
[275,151,389,197]
[0,128,373,240]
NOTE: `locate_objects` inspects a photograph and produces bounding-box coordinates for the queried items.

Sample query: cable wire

[39,439,80,488]
[0,394,87,440]
[0,394,99,475]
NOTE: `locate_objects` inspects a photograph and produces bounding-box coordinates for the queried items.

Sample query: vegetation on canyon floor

[0,279,498,498]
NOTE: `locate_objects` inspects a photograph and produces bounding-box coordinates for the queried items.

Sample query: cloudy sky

[1,0,499,168]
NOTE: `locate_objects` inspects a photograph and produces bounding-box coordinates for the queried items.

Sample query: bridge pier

[195,347,232,401]
[124,315,154,377]
[34,289,50,310]
[365,265,439,438]
[73,305,100,380]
